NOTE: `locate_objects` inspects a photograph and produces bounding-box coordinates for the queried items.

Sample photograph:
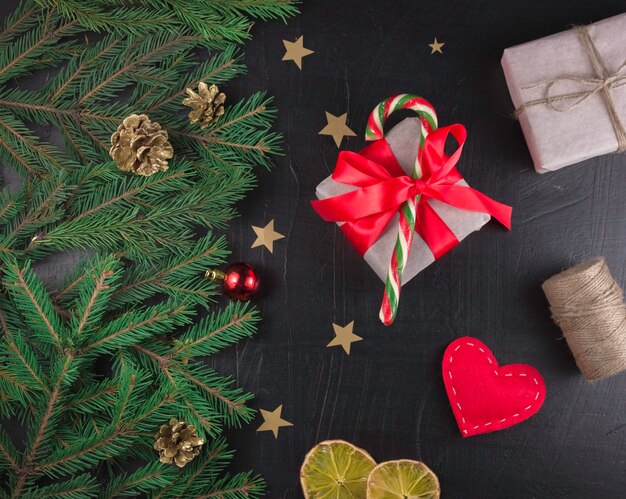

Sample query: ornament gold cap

[205,269,225,282]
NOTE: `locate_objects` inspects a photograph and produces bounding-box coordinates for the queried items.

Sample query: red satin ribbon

[312,124,512,258]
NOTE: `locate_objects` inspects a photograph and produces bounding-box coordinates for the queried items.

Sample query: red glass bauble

[222,262,259,300]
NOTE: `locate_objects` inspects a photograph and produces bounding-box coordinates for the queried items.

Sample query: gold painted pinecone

[154,418,204,468]
[109,114,173,176]
[182,82,226,128]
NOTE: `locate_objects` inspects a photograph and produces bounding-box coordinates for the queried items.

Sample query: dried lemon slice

[300,440,377,498]
[366,460,440,499]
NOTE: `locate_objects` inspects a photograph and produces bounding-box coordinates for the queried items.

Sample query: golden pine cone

[154,418,204,468]
[109,114,173,176]
[182,82,226,128]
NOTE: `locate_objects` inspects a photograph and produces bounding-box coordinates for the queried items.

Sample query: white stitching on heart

[447,340,541,433]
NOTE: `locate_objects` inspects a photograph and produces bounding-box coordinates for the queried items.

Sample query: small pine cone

[109,114,173,176]
[182,82,226,128]
[154,418,204,468]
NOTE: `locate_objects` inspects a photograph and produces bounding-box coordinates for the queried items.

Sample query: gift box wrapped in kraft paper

[313,117,506,286]
[502,13,626,173]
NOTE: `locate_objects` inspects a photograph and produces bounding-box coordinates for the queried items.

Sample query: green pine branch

[0,256,264,495]
[102,461,177,497]
[3,257,64,350]
[0,0,291,493]
[34,0,298,43]
[21,473,99,498]
[0,2,281,184]
[0,6,271,262]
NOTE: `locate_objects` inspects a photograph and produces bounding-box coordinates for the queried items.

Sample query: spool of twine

[542,258,626,381]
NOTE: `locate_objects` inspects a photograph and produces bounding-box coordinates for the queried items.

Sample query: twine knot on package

[501,13,626,172]
[542,258,626,381]
[516,25,626,153]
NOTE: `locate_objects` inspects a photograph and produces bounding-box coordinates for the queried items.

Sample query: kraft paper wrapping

[315,118,490,285]
[501,13,626,173]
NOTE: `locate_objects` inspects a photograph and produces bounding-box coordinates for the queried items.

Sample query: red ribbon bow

[312,124,512,259]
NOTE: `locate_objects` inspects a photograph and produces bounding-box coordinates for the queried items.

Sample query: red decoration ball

[222,262,259,300]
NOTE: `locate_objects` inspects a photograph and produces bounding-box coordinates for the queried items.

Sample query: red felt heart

[442,336,546,438]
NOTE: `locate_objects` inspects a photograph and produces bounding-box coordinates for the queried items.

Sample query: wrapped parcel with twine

[501,13,626,173]
[543,258,626,381]
[313,95,512,325]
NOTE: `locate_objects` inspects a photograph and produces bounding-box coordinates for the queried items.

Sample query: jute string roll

[542,258,626,380]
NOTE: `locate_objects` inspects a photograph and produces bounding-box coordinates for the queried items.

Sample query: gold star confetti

[319,112,356,147]
[251,220,284,253]
[282,35,314,69]
[428,38,445,54]
[327,321,363,355]
[257,405,293,438]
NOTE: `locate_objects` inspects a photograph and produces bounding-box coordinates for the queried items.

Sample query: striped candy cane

[365,95,438,325]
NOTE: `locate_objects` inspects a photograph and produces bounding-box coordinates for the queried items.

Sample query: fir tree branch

[0,109,71,176]
[22,474,98,498]
[146,56,239,113]
[0,198,18,223]
[0,426,19,472]
[197,477,262,499]
[68,170,188,223]
[183,395,214,434]
[36,394,171,475]
[78,34,201,105]
[0,340,49,397]
[173,304,257,359]
[75,269,113,336]
[113,373,135,426]
[0,303,50,395]
[153,437,233,498]
[0,368,29,395]
[0,0,288,490]
[35,426,131,475]
[66,256,122,339]
[13,353,73,496]
[206,103,267,136]
[103,462,176,498]
[3,260,63,348]
[132,344,252,423]
[0,13,76,84]
[0,129,39,177]
[0,4,39,45]
[179,368,250,422]
[54,271,89,301]
[110,242,222,304]
[35,0,299,42]
[79,304,188,355]
[62,381,115,413]
[173,130,272,153]
[9,175,67,243]
[48,36,122,104]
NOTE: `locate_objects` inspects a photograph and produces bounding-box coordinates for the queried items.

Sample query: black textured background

[4,1,626,497]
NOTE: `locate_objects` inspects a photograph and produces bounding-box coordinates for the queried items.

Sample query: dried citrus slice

[300,440,377,498]
[366,460,440,499]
